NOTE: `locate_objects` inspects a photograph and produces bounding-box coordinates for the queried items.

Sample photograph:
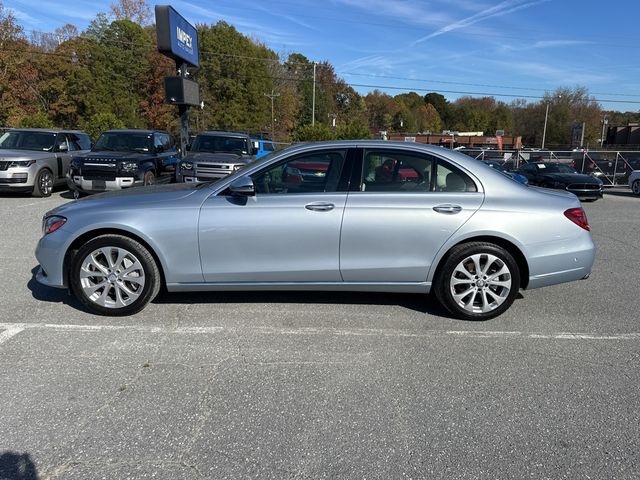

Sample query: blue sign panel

[156,5,199,67]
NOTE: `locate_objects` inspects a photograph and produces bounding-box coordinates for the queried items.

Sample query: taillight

[564,208,590,231]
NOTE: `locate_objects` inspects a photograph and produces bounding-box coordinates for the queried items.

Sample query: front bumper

[0,165,35,190]
[35,228,70,289]
[69,174,143,193]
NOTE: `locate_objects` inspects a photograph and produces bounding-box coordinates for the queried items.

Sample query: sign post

[155,5,200,158]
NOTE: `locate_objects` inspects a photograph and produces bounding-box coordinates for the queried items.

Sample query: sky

[6,0,640,112]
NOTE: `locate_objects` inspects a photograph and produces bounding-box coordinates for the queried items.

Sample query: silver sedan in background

[35,141,596,320]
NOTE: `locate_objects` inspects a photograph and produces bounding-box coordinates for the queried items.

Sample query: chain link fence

[458,148,640,186]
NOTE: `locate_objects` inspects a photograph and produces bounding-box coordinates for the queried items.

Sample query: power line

[3,46,640,106]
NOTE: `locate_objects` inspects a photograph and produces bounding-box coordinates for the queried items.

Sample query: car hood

[78,151,151,161]
[47,183,202,217]
[0,149,53,160]
[539,173,600,184]
[185,152,251,164]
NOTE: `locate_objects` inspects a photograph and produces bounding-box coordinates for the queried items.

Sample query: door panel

[339,192,484,282]
[199,193,347,282]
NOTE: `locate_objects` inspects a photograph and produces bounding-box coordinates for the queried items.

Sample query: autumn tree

[110,0,152,26]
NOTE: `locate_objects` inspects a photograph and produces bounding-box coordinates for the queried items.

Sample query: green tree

[294,123,335,141]
[81,112,125,139]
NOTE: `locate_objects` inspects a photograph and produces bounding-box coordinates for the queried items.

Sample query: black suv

[68,130,178,194]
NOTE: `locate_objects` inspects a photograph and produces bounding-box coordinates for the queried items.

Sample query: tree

[110,0,152,26]
[81,112,125,139]
[295,123,335,141]
[424,92,452,128]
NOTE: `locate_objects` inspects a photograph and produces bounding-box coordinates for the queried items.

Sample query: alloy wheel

[39,170,53,195]
[79,247,146,309]
[449,253,512,314]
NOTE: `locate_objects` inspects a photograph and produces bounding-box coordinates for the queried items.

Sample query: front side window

[252,150,346,194]
[362,150,432,192]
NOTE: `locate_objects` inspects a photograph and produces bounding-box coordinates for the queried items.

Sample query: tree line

[1,1,638,147]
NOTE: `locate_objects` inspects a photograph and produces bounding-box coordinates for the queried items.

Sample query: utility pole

[600,116,608,148]
[541,103,549,150]
[328,113,337,128]
[312,61,317,126]
[264,90,280,141]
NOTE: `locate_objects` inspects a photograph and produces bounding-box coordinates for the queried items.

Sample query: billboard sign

[155,5,199,67]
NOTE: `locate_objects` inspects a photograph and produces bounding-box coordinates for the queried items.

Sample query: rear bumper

[526,233,596,289]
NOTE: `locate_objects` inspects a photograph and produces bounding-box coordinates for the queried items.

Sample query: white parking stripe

[0,322,638,341]
[0,325,25,345]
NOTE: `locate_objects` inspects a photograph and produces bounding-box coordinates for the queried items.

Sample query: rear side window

[362,150,433,192]
[436,161,477,192]
[263,142,275,152]
[67,133,91,151]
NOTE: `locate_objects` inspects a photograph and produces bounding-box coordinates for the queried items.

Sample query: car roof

[103,129,169,135]
[198,131,249,137]
[6,128,88,134]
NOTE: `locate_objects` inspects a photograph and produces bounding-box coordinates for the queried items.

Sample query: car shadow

[0,450,38,480]
[604,189,636,198]
[28,266,521,321]
[27,266,83,310]
[153,289,458,318]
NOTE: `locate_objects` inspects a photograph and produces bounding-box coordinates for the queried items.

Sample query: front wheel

[33,168,54,197]
[434,242,520,321]
[70,235,161,316]
[143,170,156,186]
[632,179,640,195]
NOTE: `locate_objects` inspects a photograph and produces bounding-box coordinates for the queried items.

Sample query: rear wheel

[70,234,161,316]
[33,168,54,197]
[434,242,520,321]
[632,179,640,195]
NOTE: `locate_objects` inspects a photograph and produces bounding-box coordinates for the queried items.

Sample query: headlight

[42,215,66,235]
[119,161,138,172]
[8,160,36,168]
[180,161,194,171]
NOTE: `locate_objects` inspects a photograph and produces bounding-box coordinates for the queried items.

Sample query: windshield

[0,131,56,151]
[93,132,153,152]
[538,163,577,174]
[192,135,249,154]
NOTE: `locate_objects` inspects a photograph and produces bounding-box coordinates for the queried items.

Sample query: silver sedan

[35,141,596,320]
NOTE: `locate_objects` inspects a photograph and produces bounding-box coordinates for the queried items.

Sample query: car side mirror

[57,143,68,152]
[229,176,255,196]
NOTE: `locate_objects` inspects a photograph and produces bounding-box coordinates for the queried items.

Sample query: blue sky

[7,0,640,111]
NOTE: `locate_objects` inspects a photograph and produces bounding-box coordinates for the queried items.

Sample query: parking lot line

[0,322,638,342]
[0,325,25,345]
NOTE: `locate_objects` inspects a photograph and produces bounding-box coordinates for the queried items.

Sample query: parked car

[0,128,91,197]
[179,131,257,183]
[35,141,595,320]
[68,130,177,195]
[629,170,640,195]
[253,138,276,159]
[515,162,603,201]
[481,160,528,185]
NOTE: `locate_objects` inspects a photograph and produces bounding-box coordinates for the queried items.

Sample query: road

[1,188,639,479]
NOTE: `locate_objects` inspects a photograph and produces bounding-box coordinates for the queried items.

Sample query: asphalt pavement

[0,187,638,479]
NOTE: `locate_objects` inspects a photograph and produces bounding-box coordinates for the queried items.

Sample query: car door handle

[433,204,462,214]
[305,202,335,212]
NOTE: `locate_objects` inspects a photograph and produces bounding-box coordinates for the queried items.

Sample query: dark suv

[178,131,257,183]
[68,130,177,194]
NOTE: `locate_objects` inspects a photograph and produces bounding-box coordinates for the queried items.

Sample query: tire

[143,170,156,186]
[632,180,640,196]
[33,168,54,197]
[434,242,520,321]
[70,234,161,316]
